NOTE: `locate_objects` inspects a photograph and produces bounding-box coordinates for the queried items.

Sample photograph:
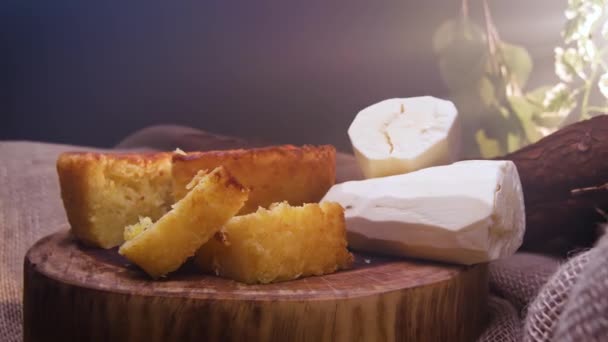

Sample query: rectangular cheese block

[322,160,525,264]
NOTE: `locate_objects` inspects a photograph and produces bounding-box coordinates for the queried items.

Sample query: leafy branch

[434,0,608,158]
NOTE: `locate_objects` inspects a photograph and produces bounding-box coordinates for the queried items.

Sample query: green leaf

[449,77,497,128]
[554,47,586,82]
[475,130,503,158]
[543,83,579,113]
[479,77,496,107]
[507,133,521,153]
[451,86,488,160]
[523,86,564,130]
[432,18,485,53]
[598,72,608,98]
[564,16,585,43]
[577,37,597,62]
[484,72,508,105]
[507,95,543,143]
[439,50,487,90]
[434,18,487,91]
[563,2,603,43]
[602,20,608,39]
[531,83,579,127]
[535,112,570,128]
[525,86,553,107]
[480,106,510,151]
[499,43,533,88]
[587,106,608,115]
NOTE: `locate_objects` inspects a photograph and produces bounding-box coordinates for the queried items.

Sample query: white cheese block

[322,160,525,265]
[348,96,461,179]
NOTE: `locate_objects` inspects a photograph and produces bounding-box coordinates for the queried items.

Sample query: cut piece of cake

[119,167,249,278]
[123,216,153,241]
[57,152,173,248]
[194,201,354,284]
[172,145,336,214]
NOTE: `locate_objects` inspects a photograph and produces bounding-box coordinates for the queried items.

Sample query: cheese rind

[321,160,525,265]
[348,96,460,179]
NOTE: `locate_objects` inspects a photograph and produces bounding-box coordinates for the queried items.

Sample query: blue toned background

[1,0,561,150]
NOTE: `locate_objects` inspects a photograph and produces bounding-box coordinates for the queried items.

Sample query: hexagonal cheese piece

[348,96,461,179]
[322,160,525,265]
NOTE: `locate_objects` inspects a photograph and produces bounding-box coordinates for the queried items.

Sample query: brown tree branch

[499,115,608,255]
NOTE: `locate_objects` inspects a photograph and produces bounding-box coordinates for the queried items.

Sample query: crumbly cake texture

[172,145,336,214]
[119,167,249,278]
[56,152,173,249]
[123,216,154,241]
[194,201,354,284]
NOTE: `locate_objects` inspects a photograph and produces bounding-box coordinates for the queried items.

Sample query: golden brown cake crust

[57,151,173,248]
[174,144,333,162]
[57,153,95,244]
[172,145,336,214]
[57,145,336,248]
[194,201,353,284]
[60,151,172,163]
[119,166,249,278]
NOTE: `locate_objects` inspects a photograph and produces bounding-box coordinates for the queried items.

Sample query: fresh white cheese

[348,96,461,179]
[322,160,525,265]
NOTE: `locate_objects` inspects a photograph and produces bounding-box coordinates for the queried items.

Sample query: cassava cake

[172,145,336,214]
[194,201,354,284]
[57,152,173,248]
[119,167,249,278]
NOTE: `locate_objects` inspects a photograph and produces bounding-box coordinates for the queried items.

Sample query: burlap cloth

[1,125,607,341]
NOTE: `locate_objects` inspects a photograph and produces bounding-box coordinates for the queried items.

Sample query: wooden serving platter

[24,231,488,342]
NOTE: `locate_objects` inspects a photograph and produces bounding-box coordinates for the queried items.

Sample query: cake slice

[57,152,173,248]
[194,201,354,284]
[119,167,249,278]
[172,145,336,214]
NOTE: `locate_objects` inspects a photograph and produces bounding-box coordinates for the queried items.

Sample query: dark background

[2,1,562,151]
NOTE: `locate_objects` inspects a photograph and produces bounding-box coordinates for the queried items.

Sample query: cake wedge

[172,145,336,214]
[194,201,354,284]
[119,166,249,278]
[56,152,173,248]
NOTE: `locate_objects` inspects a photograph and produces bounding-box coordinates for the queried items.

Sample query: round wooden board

[24,231,488,342]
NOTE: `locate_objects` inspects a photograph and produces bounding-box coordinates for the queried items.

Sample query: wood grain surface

[24,231,488,342]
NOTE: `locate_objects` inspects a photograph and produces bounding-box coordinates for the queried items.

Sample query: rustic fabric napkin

[0,141,106,342]
[1,126,607,341]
